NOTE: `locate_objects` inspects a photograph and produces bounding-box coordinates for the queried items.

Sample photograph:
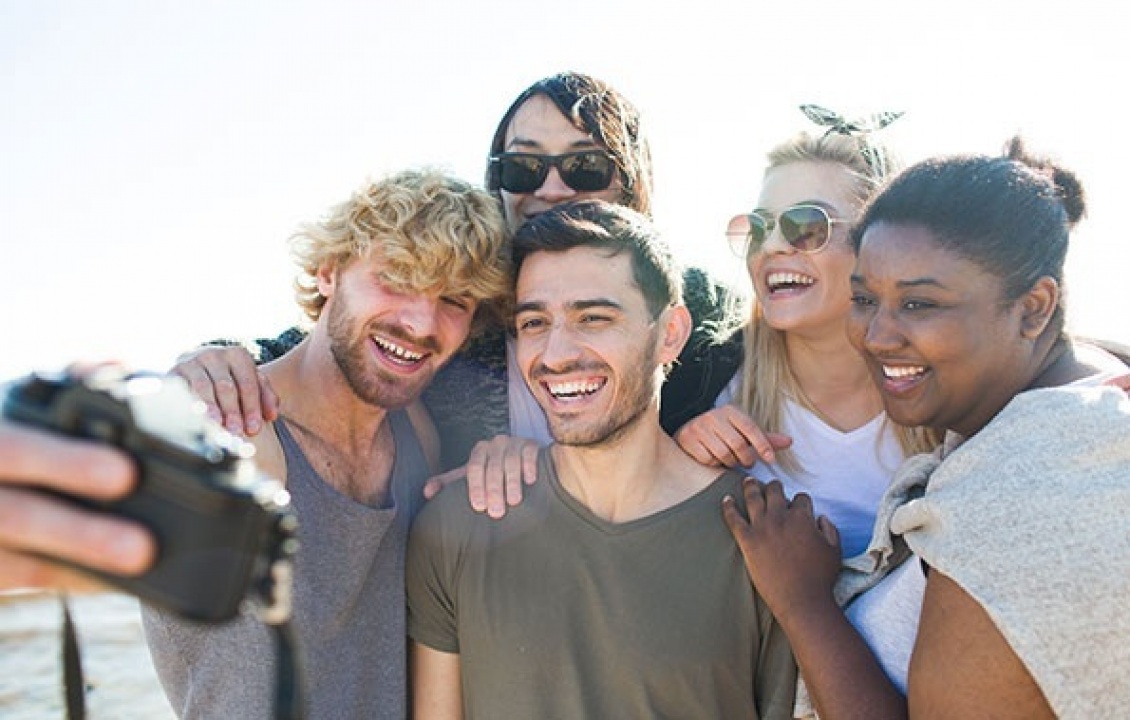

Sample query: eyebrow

[850,274,951,290]
[514,298,625,314]
[505,136,603,153]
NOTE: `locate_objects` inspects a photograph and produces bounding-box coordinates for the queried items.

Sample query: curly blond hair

[291,168,511,335]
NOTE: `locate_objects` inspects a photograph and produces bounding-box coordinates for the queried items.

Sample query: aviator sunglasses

[726,204,850,258]
[489,150,617,194]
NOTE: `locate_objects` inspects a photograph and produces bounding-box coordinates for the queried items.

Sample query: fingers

[465,436,540,519]
[0,422,136,499]
[422,466,465,501]
[257,373,281,426]
[170,346,263,435]
[674,433,725,467]
[731,415,793,465]
[675,409,754,467]
[721,493,749,538]
[521,442,539,486]
[1105,373,1130,395]
[0,486,156,589]
[817,515,842,549]
[675,407,793,468]
[0,423,155,592]
[0,550,110,592]
[226,356,269,435]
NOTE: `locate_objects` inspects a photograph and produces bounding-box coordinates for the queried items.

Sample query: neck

[269,333,390,446]
[784,327,883,430]
[263,337,398,506]
[1025,334,1079,390]
[551,416,715,524]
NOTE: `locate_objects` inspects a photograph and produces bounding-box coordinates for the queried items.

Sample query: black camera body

[3,368,297,623]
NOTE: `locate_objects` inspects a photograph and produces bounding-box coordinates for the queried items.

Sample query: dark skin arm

[908,571,1054,719]
[722,478,907,720]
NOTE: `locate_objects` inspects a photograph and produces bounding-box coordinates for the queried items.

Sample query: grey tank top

[142,409,430,720]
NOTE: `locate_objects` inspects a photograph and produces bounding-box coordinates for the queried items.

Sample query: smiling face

[319,256,476,409]
[747,161,862,339]
[513,246,685,447]
[846,222,1041,437]
[499,95,625,234]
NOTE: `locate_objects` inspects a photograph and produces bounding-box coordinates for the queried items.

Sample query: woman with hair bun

[725,137,1130,719]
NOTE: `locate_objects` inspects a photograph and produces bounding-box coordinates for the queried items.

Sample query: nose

[760,224,794,255]
[859,303,905,354]
[538,321,583,370]
[533,166,577,203]
[397,295,442,338]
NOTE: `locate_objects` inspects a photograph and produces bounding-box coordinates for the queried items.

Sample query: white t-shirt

[715,374,905,558]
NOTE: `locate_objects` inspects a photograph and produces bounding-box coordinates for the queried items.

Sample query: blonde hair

[291,168,511,336]
[735,133,937,471]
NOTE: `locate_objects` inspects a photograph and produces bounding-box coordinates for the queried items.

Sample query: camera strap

[56,594,307,720]
[60,596,86,720]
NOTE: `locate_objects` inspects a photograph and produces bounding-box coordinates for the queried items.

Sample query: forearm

[779,598,906,720]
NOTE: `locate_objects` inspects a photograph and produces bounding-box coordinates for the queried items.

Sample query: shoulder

[411,480,482,539]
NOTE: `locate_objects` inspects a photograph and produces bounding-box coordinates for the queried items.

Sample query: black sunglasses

[725,204,849,257]
[490,151,617,194]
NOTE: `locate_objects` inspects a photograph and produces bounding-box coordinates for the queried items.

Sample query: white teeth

[375,337,424,362]
[882,365,927,379]
[547,379,603,399]
[766,271,814,289]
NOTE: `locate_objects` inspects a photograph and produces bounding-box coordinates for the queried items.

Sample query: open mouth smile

[373,335,429,369]
[879,363,929,395]
[544,377,607,403]
[765,271,815,296]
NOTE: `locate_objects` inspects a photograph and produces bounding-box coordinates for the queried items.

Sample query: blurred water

[0,592,174,720]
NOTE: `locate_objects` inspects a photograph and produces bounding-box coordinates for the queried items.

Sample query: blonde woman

[676,107,935,558]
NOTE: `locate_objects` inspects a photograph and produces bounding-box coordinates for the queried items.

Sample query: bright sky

[2,1,1128,383]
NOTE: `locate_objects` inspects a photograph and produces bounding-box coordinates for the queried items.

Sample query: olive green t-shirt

[407,450,797,719]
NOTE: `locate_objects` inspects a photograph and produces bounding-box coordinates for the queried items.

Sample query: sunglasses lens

[779,206,831,252]
[498,155,547,193]
[559,152,615,192]
[746,213,769,249]
[725,214,751,257]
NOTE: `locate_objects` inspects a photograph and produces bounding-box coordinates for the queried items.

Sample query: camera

[2,367,298,624]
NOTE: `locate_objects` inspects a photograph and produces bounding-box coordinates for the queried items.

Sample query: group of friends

[2,71,1128,719]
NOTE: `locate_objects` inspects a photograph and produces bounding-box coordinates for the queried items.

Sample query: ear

[657,304,693,366]
[1018,276,1059,339]
[315,260,339,300]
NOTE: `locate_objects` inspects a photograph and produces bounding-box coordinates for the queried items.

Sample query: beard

[541,333,661,448]
[325,292,439,410]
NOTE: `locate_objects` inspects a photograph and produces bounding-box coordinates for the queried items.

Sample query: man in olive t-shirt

[407,201,796,719]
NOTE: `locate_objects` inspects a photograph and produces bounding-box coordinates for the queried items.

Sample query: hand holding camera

[2,366,304,719]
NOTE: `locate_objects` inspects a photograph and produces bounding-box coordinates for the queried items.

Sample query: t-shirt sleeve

[405,486,466,653]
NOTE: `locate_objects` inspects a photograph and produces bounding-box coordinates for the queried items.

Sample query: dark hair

[510,199,681,319]
[852,136,1086,333]
[485,72,653,216]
